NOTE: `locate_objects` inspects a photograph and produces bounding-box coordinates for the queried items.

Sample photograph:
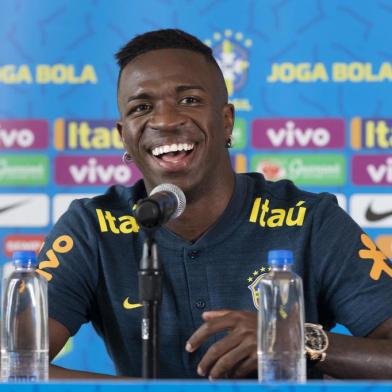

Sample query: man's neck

[164,172,236,242]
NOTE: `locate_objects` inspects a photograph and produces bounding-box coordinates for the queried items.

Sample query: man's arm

[319,316,392,379]
[186,310,392,379]
[49,318,116,379]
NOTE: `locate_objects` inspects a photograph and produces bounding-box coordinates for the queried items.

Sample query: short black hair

[115,29,227,101]
[115,28,218,71]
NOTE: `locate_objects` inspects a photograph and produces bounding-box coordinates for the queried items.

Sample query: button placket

[188,250,200,261]
[195,300,206,309]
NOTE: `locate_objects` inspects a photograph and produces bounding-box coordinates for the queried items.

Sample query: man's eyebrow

[176,85,206,93]
[126,85,206,102]
[127,93,152,102]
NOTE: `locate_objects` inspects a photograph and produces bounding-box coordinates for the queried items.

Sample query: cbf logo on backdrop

[205,30,252,112]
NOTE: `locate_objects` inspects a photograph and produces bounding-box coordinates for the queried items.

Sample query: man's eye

[135,103,151,112]
[179,97,199,105]
[129,103,151,115]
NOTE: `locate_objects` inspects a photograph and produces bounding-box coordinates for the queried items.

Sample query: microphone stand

[135,184,186,379]
[138,228,162,379]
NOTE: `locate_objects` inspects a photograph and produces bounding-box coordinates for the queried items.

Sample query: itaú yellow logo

[249,197,307,228]
[96,209,139,234]
[122,297,143,310]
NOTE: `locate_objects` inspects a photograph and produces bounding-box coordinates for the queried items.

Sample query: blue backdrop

[0,0,391,375]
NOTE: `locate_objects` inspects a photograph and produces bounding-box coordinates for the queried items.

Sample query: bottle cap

[12,250,37,267]
[268,250,293,266]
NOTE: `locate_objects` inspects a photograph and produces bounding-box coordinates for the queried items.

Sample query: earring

[226,136,233,149]
[122,152,132,165]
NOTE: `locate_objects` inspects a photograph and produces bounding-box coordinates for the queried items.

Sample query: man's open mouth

[151,143,195,163]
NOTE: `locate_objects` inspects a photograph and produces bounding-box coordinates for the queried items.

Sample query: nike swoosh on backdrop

[122,297,143,310]
[365,204,392,222]
[0,199,29,214]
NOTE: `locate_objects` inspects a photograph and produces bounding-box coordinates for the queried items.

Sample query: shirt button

[188,250,200,260]
[195,300,206,309]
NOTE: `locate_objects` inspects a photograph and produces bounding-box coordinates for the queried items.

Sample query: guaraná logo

[251,154,346,186]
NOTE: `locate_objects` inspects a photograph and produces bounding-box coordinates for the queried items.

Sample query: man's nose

[148,104,186,131]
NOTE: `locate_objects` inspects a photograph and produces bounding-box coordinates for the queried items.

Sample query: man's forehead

[120,48,216,86]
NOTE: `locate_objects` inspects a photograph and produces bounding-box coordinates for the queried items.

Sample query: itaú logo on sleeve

[350,194,392,228]
[0,119,49,149]
[252,118,345,149]
[352,155,392,185]
[55,156,142,186]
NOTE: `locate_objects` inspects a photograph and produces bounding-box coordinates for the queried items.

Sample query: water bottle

[1,251,48,382]
[257,250,305,382]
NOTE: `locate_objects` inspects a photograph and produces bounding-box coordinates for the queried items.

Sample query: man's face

[117,48,234,193]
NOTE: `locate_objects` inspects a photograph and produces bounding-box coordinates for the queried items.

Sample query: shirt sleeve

[311,194,392,336]
[38,199,98,336]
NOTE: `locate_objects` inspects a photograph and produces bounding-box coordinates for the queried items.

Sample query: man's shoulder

[69,179,146,213]
[241,172,336,206]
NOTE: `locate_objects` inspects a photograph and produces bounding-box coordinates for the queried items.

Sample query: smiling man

[116,43,235,241]
[40,29,392,380]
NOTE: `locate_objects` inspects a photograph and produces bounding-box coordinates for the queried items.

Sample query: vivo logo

[252,118,345,149]
[0,128,34,147]
[352,155,392,185]
[55,156,142,186]
[0,120,48,149]
[267,121,330,147]
[367,159,392,183]
[70,158,130,184]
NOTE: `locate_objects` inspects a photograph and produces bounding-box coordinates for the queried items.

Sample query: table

[1,381,392,392]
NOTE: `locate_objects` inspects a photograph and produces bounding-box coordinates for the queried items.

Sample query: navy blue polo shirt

[38,173,392,378]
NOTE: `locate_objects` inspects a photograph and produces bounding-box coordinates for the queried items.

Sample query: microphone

[135,183,186,229]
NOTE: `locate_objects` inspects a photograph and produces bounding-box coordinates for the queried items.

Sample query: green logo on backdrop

[0,155,49,186]
[251,154,346,186]
[232,118,247,149]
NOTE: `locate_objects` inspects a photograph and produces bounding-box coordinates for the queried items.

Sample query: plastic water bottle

[1,251,48,382]
[257,250,305,382]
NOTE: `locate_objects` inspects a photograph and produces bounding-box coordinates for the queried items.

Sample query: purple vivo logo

[252,118,345,149]
[0,119,49,149]
[55,156,142,186]
[352,155,392,185]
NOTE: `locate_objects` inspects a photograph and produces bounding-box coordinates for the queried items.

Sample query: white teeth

[152,143,195,156]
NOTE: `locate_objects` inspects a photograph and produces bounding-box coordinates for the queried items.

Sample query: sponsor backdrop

[0,0,391,375]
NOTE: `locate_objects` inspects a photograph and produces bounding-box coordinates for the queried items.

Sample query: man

[40,29,392,379]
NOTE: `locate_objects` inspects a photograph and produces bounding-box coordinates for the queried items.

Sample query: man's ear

[116,121,123,139]
[223,103,235,140]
